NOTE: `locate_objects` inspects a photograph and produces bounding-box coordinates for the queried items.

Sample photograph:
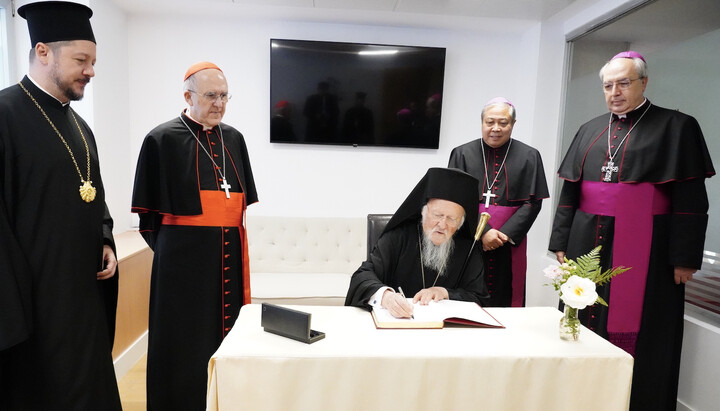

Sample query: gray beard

[421,232,455,277]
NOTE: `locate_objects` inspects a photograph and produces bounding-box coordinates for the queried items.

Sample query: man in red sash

[549,51,714,411]
[131,62,258,410]
[449,97,549,307]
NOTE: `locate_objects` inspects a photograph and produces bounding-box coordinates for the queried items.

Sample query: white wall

[122,13,542,223]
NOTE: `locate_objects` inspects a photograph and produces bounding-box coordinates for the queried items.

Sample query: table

[207,305,633,411]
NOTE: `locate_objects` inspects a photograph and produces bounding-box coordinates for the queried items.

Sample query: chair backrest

[366,214,393,260]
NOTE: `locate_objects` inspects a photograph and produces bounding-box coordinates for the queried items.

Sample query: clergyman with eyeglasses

[131,61,258,410]
[345,168,490,318]
[549,51,715,410]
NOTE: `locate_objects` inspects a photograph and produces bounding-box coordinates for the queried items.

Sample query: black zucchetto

[18,1,95,46]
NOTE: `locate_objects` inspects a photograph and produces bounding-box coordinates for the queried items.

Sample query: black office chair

[366,214,392,260]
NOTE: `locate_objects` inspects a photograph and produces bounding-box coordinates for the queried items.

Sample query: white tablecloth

[207,304,633,411]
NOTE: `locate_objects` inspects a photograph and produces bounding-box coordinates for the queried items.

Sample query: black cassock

[132,111,258,411]
[0,77,121,410]
[345,221,489,307]
[449,138,549,306]
[549,100,715,411]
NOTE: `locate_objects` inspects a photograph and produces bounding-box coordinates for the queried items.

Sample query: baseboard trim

[113,331,148,381]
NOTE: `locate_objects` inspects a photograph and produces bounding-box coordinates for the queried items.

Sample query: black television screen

[270,39,446,149]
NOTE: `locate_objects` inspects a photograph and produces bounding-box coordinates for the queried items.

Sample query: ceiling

[113,0,578,22]
[578,0,720,45]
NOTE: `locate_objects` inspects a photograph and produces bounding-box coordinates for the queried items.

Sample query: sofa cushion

[246,216,366,306]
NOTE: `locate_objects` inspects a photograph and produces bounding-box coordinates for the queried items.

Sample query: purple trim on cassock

[479,203,525,307]
[579,181,670,355]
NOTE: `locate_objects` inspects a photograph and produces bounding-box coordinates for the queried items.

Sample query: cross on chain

[220,178,232,199]
[601,161,619,182]
[482,189,497,208]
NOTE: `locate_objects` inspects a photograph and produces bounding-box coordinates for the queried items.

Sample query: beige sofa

[247,216,367,306]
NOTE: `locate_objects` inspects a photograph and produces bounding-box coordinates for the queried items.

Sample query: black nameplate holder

[261,303,326,344]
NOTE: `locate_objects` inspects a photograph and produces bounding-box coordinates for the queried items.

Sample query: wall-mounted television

[270,39,446,149]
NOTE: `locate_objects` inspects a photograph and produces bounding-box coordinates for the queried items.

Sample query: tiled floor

[117,355,147,411]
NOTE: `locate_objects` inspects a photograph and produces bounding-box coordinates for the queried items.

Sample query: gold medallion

[19,82,96,203]
[80,180,97,203]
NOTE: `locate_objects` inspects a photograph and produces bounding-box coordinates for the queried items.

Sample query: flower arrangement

[544,246,631,340]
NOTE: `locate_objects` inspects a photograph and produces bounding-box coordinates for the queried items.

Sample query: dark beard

[421,231,455,277]
[51,63,86,101]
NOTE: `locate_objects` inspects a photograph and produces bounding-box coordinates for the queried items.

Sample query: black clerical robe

[131,111,257,411]
[0,77,121,410]
[449,138,549,307]
[345,221,489,307]
[549,100,714,411]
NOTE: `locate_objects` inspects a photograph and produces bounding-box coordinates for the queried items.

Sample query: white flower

[543,265,564,280]
[560,275,598,309]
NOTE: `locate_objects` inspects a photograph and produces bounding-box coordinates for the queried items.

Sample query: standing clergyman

[549,51,714,410]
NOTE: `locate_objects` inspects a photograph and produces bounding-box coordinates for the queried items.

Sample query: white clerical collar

[617,98,648,119]
[27,74,70,106]
[184,109,213,131]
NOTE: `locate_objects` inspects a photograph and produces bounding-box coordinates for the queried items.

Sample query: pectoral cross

[601,161,619,182]
[221,178,232,199]
[482,189,497,208]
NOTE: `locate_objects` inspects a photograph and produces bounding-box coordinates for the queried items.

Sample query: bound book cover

[371,299,504,329]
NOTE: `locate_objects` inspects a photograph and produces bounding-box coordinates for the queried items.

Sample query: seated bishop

[345,167,490,318]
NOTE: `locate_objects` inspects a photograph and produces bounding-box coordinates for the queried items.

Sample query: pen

[398,287,414,319]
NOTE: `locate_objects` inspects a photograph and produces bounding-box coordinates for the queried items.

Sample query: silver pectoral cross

[482,189,497,208]
[220,178,232,199]
[601,161,619,182]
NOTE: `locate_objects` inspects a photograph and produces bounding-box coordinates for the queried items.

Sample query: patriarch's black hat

[383,168,479,239]
[18,1,95,47]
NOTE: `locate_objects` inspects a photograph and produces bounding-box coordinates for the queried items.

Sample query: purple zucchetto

[611,51,646,62]
[484,97,514,108]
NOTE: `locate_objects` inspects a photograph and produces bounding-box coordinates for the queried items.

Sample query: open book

[371,299,504,329]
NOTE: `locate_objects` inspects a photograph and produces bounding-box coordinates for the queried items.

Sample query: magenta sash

[479,204,526,307]
[579,181,670,355]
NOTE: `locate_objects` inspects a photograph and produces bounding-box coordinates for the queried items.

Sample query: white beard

[421,230,455,277]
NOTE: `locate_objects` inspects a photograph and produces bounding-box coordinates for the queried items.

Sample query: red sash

[479,204,526,307]
[579,181,670,355]
[162,190,251,304]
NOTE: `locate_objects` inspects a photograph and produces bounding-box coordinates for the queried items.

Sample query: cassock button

[224,327,231,332]
[599,236,603,240]
[224,229,230,233]
[224,315,231,320]
[225,242,230,245]
[224,304,231,308]
[224,267,230,271]
[224,291,231,295]
[225,254,230,258]
[211,142,216,145]
[213,153,219,158]
[224,279,230,283]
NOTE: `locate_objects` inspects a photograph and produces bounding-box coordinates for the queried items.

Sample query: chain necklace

[418,225,441,289]
[19,82,96,202]
[601,103,651,182]
[179,115,232,198]
[480,138,512,208]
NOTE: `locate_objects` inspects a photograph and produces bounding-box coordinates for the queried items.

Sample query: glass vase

[559,305,580,341]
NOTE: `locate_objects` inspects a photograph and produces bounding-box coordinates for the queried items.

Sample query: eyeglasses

[602,78,643,92]
[188,90,232,103]
[428,211,462,228]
